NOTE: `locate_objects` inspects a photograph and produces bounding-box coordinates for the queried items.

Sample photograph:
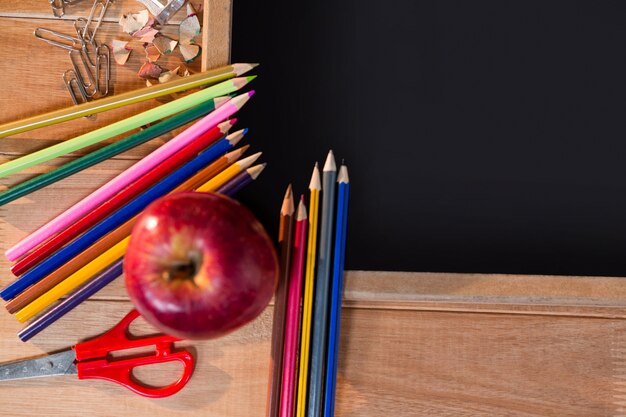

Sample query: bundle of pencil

[266,150,351,417]
[0,64,269,341]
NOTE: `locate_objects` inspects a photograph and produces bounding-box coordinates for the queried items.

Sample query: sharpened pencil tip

[248,90,256,97]
[338,165,350,183]
[296,197,308,220]
[247,163,266,179]
[323,150,336,172]
[246,75,257,82]
[282,184,294,215]
[309,162,321,190]
[242,127,249,135]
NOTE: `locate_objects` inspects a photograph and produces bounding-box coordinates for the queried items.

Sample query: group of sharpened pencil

[266,150,351,417]
[0,63,265,341]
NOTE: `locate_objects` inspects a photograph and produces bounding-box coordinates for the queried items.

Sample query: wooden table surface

[1,2,626,416]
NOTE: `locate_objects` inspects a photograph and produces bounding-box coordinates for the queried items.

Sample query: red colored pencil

[10,121,239,277]
[279,196,308,417]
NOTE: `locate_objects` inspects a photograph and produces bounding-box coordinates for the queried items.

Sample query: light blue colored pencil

[308,150,337,417]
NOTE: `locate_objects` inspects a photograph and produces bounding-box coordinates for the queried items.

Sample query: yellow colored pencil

[196,152,261,192]
[15,150,262,322]
[15,237,131,322]
[0,63,257,139]
[295,163,321,417]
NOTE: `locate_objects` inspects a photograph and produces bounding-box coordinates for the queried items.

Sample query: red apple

[124,192,278,340]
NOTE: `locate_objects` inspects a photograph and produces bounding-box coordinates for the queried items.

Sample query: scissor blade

[0,350,77,381]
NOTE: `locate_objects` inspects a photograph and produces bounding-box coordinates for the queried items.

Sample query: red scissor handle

[74,309,194,398]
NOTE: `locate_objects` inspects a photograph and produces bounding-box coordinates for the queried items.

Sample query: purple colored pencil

[216,163,266,196]
[18,259,123,342]
[16,162,267,342]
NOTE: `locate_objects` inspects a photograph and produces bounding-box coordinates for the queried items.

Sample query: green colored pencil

[0,63,257,138]
[0,96,230,206]
[0,76,255,179]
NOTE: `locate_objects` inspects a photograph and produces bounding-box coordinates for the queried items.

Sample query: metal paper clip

[34,28,83,52]
[69,49,97,97]
[79,0,111,44]
[73,18,98,67]
[63,69,89,105]
[96,44,111,96]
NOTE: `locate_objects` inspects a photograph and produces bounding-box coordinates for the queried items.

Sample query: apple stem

[163,260,198,284]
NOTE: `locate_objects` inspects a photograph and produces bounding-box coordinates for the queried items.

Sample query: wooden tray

[1,2,626,416]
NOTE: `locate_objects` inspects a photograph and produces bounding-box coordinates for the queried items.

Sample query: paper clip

[34,27,83,52]
[69,49,97,97]
[63,70,89,106]
[79,0,111,44]
[96,44,111,97]
[49,0,65,18]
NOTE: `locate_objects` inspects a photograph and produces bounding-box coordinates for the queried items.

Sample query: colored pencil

[0,63,256,139]
[0,79,254,181]
[296,163,322,417]
[4,217,134,313]
[15,236,131,322]
[215,163,266,196]
[0,136,247,300]
[323,164,350,417]
[18,258,124,342]
[280,197,308,417]
[0,97,230,207]
[308,150,337,417]
[195,152,262,192]
[5,146,250,313]
[16,156,263,342]
[6,91,254,262]
[266,184,295,417]
[10,127,243,277]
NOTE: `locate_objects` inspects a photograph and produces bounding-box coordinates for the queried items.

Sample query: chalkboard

[231,0,626,276]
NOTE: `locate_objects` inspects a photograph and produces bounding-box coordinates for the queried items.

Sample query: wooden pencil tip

[296,197,308,220]
[248,163,266,179]
[338,165,350,183]
[238,152,262,170]
[232,63,257,76]
[323,150,336,172]
[309,163,321,190]
[226,128,247,146]
[282,184,294,215]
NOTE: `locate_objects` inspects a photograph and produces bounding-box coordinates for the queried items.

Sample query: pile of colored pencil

[266,150,351,417]
[0,63,267,341]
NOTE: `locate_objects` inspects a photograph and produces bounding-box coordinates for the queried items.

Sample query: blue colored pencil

[0,136,237,301]
[308,150,337,417]
[323,164,350,417]
[17,162,263,342]
[18,259,123,342]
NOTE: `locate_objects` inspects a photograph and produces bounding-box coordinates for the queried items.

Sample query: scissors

[0,310,194,398]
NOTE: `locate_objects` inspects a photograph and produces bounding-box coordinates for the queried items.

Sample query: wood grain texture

[0,0,206,25]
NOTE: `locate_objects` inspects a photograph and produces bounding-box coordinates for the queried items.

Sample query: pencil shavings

[179,4,201,45]
[119,10,151,34]
[111,39,132,65]
[136,27,160,43]
[153,35,178,55]
[179,43,201,63]
[138,62,162,79]
[145,44,161,62]
[159,66,181,83]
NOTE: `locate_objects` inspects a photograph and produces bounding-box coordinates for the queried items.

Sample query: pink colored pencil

[6,91,254,262]
[279,196,308,417]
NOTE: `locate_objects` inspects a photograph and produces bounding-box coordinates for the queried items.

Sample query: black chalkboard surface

[230,1,626,276]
